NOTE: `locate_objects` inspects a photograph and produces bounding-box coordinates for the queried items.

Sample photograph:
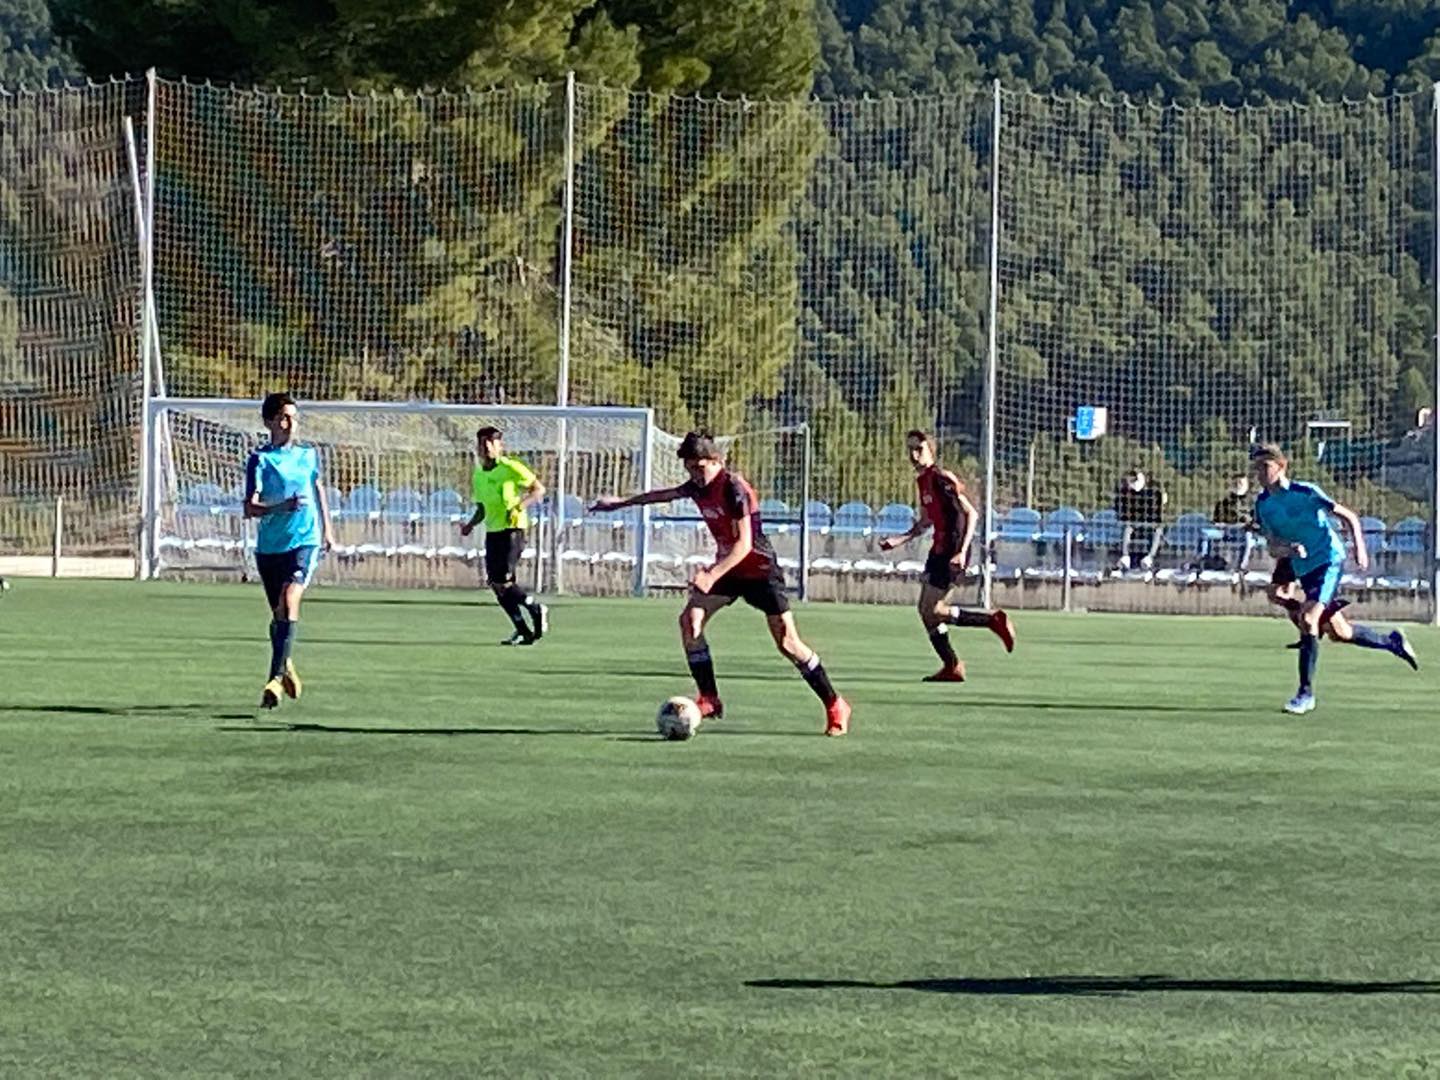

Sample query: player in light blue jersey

[243,393,335,709]
[1251,443,1417,715]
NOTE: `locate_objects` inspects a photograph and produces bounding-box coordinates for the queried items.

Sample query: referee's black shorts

[484,528,525,586]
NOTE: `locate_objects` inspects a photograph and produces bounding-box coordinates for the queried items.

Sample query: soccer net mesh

[147,399,810,596]
[0,79,143,556]
[149,400,654,594]
[6,77,1435,614]
[993,91,1433,603]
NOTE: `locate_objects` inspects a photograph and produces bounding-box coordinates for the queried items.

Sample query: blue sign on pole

[1074,406,1108,441]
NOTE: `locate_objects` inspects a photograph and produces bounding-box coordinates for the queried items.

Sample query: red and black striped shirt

[680,469,778,580]
[917,466,968,554]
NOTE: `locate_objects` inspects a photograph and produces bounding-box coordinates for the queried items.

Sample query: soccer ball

[656,696,703,741]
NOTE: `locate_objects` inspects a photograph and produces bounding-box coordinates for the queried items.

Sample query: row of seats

[994,506,1429,555]
[177,484,919,535]
[177,484,1429,552]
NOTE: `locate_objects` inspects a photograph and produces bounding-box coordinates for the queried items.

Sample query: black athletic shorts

[1271,556,1295,586]
[484,528,525,585]
[256,545,320,610]
[705,567,790,616]
[923,548,962,591]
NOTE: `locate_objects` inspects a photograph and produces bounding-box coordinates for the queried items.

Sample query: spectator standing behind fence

[1113,468,1166,571]
[1211,473,1261,571]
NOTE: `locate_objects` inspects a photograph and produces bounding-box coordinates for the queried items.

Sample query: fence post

[1432,83,1440,625]
[127,110,153,580]
[52,496,63,578]
[553,71,578,595]
[981,78,1003,609]
[1061,524,1073,612]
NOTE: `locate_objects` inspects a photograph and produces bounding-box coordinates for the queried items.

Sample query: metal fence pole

[553,71,578,595]
[981,78,1002,610]
[1432,83,1440,625]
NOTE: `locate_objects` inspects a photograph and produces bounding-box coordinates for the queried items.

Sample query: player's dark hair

[906,429,935,450]
[677,431,722,462]
[260,392,295,422]
[476,425,502,443]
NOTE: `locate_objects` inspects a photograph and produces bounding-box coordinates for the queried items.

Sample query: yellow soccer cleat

[281,659,302,700]
[260,678,284,710]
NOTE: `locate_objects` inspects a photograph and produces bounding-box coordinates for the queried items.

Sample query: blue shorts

[256,545,320,609]
[1298,562,1342,606]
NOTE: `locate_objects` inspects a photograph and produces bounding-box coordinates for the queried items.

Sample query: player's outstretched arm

[589,485,686,512]
[1330,501,1369,571]
[879,516,928,551]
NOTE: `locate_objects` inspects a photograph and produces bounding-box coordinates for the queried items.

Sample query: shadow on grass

[0,703,211,716]
[215,722,821,738]
[746,975,1440,997]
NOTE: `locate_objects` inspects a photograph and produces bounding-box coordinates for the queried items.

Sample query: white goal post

[142,397,658,594]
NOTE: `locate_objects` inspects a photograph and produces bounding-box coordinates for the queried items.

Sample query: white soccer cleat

[1283,692,1316,715]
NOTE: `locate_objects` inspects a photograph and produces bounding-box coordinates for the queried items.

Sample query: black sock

[686,643,719,699]
[1348,624,1392,651]
[495,588,530,636]
[1277,596,1302,616]
[794,652,838,706]
[269,619,296,680]
[928,626,959,667]
[944,605,991,628]
[1298,633,1318,693]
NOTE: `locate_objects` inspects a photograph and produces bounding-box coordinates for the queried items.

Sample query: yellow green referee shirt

[472,456,538,531]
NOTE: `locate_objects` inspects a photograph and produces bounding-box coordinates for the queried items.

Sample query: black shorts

[706,568,790,616]
[1272,556,1295,586]
[923,549,961,591]
[484,528,525,585]
[255,545,320,609]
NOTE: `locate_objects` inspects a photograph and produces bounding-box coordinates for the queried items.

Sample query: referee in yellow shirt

[459,426,549,645]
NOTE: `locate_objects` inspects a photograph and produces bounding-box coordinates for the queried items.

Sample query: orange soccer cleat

[695,693,725,721]
[922,664,966,683]
[825,696,852,737]
[988,609,1016,653]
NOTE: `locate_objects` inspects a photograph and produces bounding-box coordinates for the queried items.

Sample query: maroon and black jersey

[680,469,778,580]
[917,465,969,554]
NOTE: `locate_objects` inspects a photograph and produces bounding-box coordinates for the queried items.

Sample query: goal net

[146,399,656,594]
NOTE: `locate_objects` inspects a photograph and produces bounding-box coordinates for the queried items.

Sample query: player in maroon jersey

[879,429,1014,681]
[590,432,852,736]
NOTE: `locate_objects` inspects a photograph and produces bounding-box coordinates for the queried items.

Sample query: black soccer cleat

[501,630,536,646]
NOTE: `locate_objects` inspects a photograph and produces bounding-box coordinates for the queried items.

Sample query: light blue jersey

[1255,480,1345,576]
[244,442,322,554]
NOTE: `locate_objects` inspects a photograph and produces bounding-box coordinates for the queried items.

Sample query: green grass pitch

[3,579,1439,1077]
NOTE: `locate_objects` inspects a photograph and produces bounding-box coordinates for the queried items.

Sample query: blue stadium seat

[805,500,833,535]
[758,497,789,519]
[996,506,1040,542]
[324,485,343,512]
[1359,515,1388,554]
[831,500,874,538]
[428,488,464,521]
[1168,511,1213,554]
[382,487,425,522]
[548,493,585,527]
[1390,516,1426,555]
[1085,507,1122,547]
[1040,506,1085,543]
[342,484,381,521]
[875,501,917,535]
[180,482,225,514]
